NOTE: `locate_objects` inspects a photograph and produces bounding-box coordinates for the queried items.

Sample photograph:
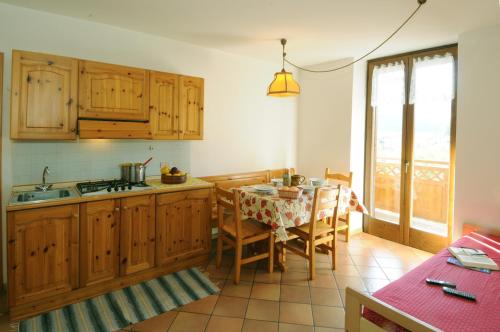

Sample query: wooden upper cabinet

[79,60,149,121]
[150,71,179,139]
[120,195,156,276]
[7,205,79,306]
[179,76,204,140]
[80,199,120,287]
[10,50,78,139]
[156,189,211,266]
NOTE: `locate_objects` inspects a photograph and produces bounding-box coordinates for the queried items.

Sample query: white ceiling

[1,0,500,65]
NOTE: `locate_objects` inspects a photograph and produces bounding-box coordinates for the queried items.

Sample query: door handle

[404,161,410,174]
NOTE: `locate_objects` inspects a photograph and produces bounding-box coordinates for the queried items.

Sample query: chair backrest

[308,185,341,236]
[215,185,243,238]
[325,168,353,187]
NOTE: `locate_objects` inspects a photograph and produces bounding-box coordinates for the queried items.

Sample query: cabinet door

[7,205,79,306]
[80,200,120,287]
[10,50,78,139]
[120,195,156,276]
[156,189,211,265]
[79,60,149,121]
[179,76,204,140]
[150,71,179,139]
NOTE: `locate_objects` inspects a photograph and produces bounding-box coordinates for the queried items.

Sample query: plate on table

[298,185,315,193]
[252,185,275,193]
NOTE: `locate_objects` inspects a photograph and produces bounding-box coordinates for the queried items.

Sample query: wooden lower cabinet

[7,188,212,319]
[80,199,120,286]
[156,189,211,265]
[120,194,156,275]
[7,205,79,306]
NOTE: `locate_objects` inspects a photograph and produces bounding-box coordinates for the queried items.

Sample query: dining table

[238,184,367,242]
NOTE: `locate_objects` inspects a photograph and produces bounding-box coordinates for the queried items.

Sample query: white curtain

[409,53,455,105]
[371,61,405,108]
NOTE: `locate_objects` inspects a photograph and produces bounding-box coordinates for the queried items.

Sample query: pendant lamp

[267,39,300,97]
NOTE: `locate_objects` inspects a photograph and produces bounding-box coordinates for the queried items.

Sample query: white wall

[454,24,500,240]
[297,58,366,233]
[297,59,354,178]
[0,3,298,283]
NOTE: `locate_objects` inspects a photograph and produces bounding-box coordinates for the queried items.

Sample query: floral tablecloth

[239,186,367,241]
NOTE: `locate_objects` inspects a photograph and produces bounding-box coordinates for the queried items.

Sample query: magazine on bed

[448,247,499,270]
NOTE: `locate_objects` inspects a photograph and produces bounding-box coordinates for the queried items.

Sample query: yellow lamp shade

[267,69,300,97]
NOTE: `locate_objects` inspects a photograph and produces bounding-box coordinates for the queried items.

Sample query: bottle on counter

[283,168,291,186]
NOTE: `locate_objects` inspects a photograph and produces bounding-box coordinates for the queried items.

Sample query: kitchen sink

[11,188,79,204]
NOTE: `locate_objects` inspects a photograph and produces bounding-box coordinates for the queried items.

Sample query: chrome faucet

[36,166,53,191]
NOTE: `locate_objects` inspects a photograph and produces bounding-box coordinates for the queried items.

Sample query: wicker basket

[278,187,303,199]
[161,174,187,184]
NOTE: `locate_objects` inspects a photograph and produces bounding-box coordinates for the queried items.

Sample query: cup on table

[271,178,284,187]
[309,177,326,187]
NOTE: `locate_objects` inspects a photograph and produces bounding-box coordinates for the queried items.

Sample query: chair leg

[308,239,316,280]
[331,233,337,270]
[234,241,242,284]
[268,233,274,273]
[216,233,223,268]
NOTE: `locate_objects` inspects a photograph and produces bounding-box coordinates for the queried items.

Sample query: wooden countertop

[7,177,214,211]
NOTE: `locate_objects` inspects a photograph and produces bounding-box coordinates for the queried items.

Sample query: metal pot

[120,163,134,182]
[133,163,147,183]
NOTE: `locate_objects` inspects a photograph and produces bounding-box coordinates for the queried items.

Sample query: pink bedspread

[363,232,500,332]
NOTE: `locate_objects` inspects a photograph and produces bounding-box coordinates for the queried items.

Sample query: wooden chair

[215,186,274,284]
[279,185,342,280]
[325,168,353,242]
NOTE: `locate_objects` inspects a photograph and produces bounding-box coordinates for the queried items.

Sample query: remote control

[425,278,456,288]
[443,287,476,301]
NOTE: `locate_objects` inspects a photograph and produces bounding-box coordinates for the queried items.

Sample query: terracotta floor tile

[332,264,360,277]
[334,254,355,266]
[310,288,343,307]
[230,266,257,282]
[374,257,406,269]
[251,282,281,301]
[350,255,379,267]
[221,279,252,298]
[280,285,311,303]
[245,299,280,321]
[278,322,314,332]
[312,305,345,329]
[279,302,314,325]
[242,319,279,332]
[334,275,367,292]
[309,274,337,289]
[168,312,210,332]
[212,295,249,318]
[363,278,390,293]
[315,327,345,332]
[127,311,177,332]
[254,270,282,283]
[381,267,408,281]
[205,264,231,279]
[179,294,218,314]
[356,266,387,279]
[315,253,332,263]
[281,271,310,287]
[205,315,244,332]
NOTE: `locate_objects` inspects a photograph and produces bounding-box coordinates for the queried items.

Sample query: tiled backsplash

[11,140,191,185]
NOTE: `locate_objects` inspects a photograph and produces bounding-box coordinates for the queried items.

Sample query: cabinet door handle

[115,207,120,212]
[123,206,129,210]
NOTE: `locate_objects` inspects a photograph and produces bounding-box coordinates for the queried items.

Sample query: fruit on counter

[161,166,170,174]
[162,165,187,177]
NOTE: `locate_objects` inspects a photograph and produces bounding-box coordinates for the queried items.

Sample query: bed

[345,224,500,332]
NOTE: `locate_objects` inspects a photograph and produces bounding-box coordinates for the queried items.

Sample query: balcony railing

[374,158,449,224]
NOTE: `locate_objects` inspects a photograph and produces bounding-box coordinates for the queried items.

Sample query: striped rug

[18,267,219,332]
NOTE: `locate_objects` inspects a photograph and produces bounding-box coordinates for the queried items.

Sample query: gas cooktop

[76,179,152,196]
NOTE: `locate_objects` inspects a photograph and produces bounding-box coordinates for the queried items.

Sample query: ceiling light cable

[283,0,427,73]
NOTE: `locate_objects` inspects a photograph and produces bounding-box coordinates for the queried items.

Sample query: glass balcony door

[365,46,457,253]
